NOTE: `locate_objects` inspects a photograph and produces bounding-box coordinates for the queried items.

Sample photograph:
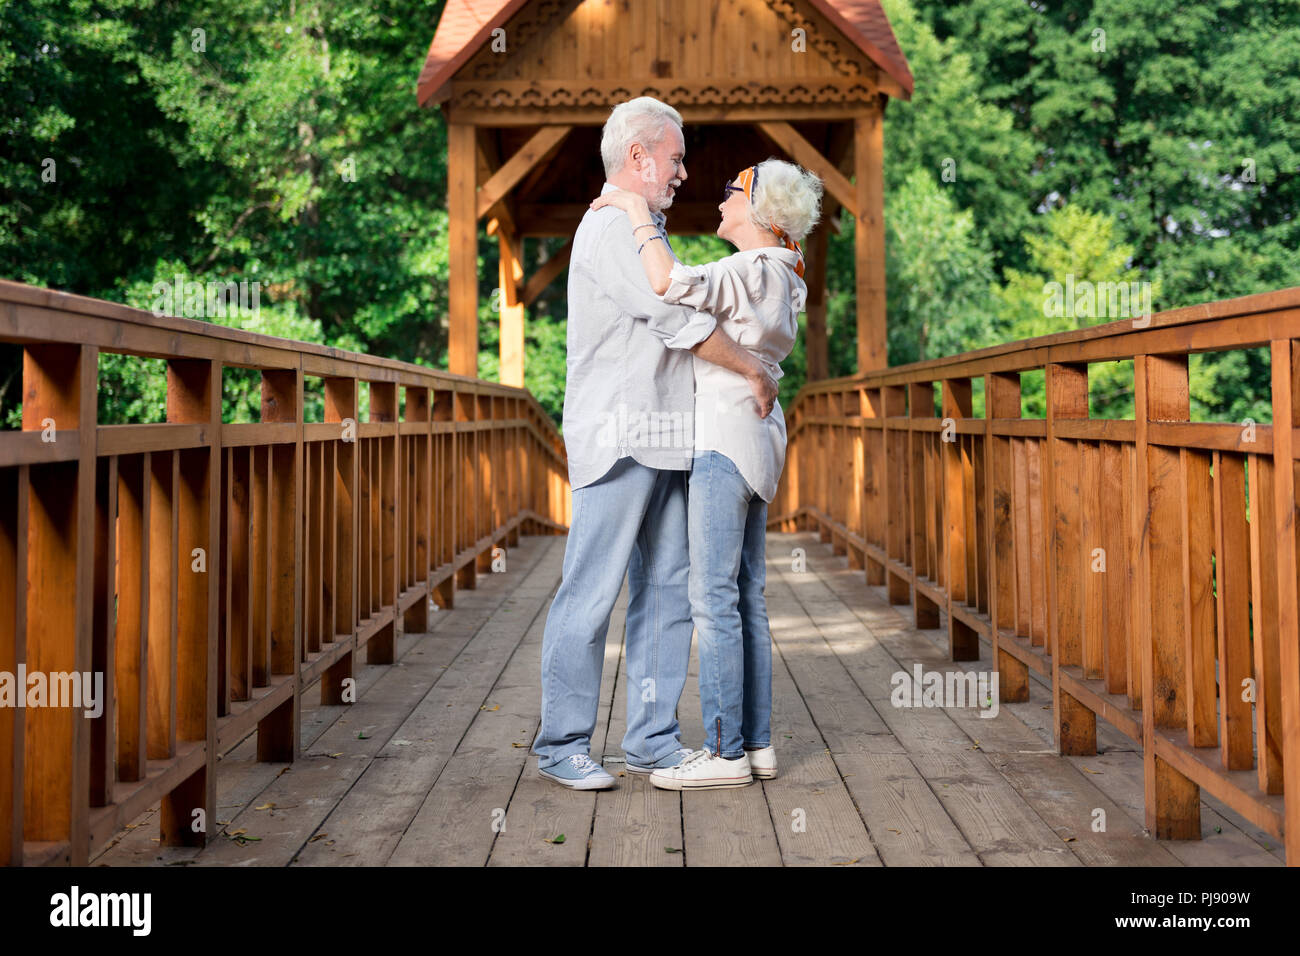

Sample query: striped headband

[733,165,805,278]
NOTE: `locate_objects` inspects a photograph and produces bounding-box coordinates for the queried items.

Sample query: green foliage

[2,0,452,424]
[879,0,1039,273]
[994,205,1152,417]
[2,0,1294,435]
[885,168,996,366]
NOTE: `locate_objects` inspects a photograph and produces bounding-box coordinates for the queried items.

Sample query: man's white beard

[654,182,679,211]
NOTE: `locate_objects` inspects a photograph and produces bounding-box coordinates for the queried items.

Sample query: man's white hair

[748,158,824,244]
[600,97,684,178]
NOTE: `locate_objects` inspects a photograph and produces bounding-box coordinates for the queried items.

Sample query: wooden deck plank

[485,574,625,866]
[988,752,1181,866]
[589,594,686,868]
[89,561,508,866]
[761,752,881,866]
[98,536,552,866]
[1060,749,1284,866]
[92,529,1289,868]
[767,561,891,743]
[679,631,783,867]
[747,556,883,865]
[775,531,1287,867]
[834,752,982,866]
[384,544,563,866]
[910,751,1080,866]
[296,540,563,866]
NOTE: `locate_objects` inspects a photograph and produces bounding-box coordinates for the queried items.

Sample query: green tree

[995,204,1156,418]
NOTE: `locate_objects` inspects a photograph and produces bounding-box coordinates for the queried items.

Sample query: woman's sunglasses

[722,181,744,202]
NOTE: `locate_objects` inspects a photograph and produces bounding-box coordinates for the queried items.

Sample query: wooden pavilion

[417,0,913,384]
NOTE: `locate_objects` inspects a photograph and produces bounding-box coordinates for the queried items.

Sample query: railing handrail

[772,284,1300,866]
[0,279,562,434]
[0,278,570,867]
[788,285,1300,397]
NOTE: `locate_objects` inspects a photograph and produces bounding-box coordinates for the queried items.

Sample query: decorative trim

[449,78,880,110]
[461,0,580,81]
[453,0,877,90]
[765,0,869,78]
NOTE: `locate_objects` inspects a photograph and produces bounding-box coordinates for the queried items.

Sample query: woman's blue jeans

[688,450,772,760]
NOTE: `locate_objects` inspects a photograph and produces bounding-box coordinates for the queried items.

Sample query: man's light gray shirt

[562,182,717,490]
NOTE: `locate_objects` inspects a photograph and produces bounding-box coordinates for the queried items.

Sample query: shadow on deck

[94,533,1285,867]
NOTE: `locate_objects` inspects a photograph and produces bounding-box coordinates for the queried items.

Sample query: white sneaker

[649,748,753,791]
[745,746,777,780]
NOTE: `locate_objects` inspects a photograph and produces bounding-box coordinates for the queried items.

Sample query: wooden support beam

[475,125,572,220]
[755,121,857,217]
[498,227,525,388]
[521,238,573,308]
[477,134,518,239]
[854,101,886,373]
[448,123,479,379]
[803,226,829,381]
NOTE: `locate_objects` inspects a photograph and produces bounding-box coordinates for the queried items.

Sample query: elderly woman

[591,158,823,789]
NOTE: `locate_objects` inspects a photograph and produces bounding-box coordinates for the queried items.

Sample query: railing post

[257,367,301,762]
[942,377,976,660]
[986,371,1027,702]
[432,388,456,608]
[405,385,432,636]
[882,385,909,604]
[455,389,477,590]
[476,393,494,575]
[159,358,220,847]
[507,398,521,547]
[1268,339,1300,863]
[322,377,357,703]
[368,382,398,664]
[1134,353,1199,837]
[1045,362,1094,755]
[857,387,878,580]
[908,382,940,629]
[0,465,18,866]
[19,343,95,864]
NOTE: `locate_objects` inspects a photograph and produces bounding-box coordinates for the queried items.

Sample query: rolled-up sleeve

[662,260,751,325]
[594,215,717,350]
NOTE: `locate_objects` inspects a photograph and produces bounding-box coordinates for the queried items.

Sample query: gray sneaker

[626,747,693,775]
[538,754,617,790]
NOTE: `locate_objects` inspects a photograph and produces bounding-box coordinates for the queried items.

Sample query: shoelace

[569,754,602,775]
[677,749,714,770]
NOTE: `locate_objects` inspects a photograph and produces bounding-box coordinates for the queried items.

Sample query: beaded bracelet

[637,234,668,255]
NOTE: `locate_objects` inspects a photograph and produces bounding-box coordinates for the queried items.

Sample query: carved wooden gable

[449,0,893,113]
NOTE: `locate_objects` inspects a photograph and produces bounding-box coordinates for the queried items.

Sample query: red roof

[416,0,914,107]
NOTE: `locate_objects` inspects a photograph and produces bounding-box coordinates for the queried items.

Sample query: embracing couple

[532,97,823,792]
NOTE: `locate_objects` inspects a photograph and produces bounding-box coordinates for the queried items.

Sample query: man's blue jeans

[535,456,693,769]
[688,450,772,760]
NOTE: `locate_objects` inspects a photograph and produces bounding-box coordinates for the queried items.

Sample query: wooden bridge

[1,279,1297,866]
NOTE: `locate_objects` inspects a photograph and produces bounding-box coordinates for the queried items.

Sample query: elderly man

[534,97,778,789]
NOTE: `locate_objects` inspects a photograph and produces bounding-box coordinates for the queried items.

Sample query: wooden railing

[0,280,569,866]
[771,287,1300,864]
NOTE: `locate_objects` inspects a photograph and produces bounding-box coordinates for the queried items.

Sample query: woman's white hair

[600,97,684,178]
[748,158,824,244]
